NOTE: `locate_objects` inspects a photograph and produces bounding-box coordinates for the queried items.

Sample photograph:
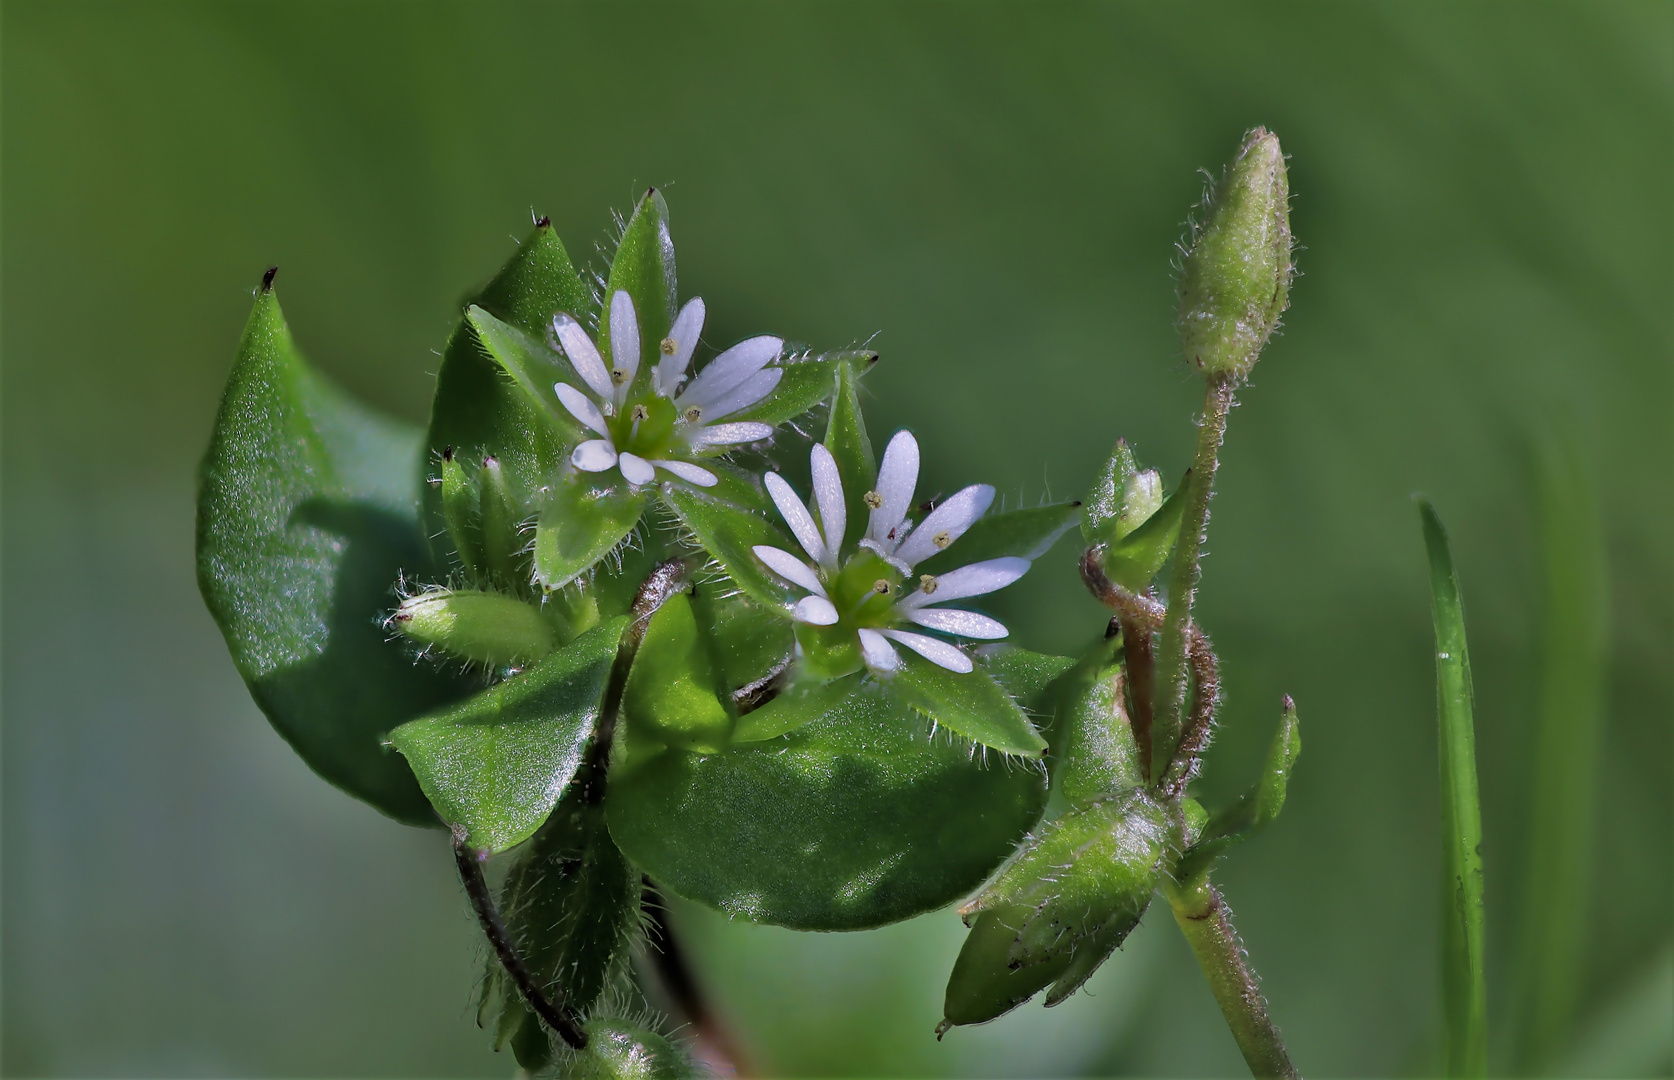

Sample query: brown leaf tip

[260,265,279,292]
[534,216,550,229]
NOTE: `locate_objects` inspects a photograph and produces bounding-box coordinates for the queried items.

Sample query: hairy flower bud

[1177,127,1294,380]
[389,587,557,668]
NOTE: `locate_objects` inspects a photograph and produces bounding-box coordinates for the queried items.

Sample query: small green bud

[389,587,556,667]
[439,447,483,575]
[1082,440,1166,549]
[1177,127,1293,380]
[476,454,526,585]
[559,1016,697,1079]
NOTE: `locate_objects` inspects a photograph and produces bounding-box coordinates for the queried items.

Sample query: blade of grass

[1419,498,1488,1079]
[1512,429,1608,1074]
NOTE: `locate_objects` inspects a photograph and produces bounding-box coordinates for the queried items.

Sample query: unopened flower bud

[559,1016,698,1079]
[1177,127,1294,380]
[390,587,557,668]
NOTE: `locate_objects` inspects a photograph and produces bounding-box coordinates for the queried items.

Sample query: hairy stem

[1166,878,1299,1079]
[1153,375,1236,784]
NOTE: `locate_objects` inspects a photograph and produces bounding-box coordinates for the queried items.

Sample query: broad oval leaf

[606,648,1064,931]
[662,485,799,610]
[197,286,470,826]
[388,619,626,853]
[532,471,649,591]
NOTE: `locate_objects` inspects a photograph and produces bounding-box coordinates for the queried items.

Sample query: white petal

[554,382,610,437]
[896,557,1031,611]
[858,628,902,673]
[678,335,783,409]
[572,440,618,472]
[752,545,827,597]
[689,421,774,448]
[905,608,1010,640]
[809,444,847,558]
[652,460,717,487]
[764,472,828,566]
[869,430,920,546]
[617,451,655,486]
[698,367,781,421]
[893,483,996,567]
[793,595,840,626]
[881,629,973,674]
[608,290,640,405]
[552,313,613,399]
[654,297,705,397]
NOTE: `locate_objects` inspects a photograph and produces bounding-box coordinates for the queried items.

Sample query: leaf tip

[534,215,551,229]
[260,265,278,292]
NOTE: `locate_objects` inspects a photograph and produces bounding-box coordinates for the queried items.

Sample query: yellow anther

[611,369,629,385]
[932,530,952,550]
[873,579,891,595]
[630,404,650,422]
[863,490,883,510]
[920,574,939,595]
[683,406,703,423]
[660,336,677,355]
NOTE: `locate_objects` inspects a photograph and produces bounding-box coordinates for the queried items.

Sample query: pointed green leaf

[726,349,878,427]
[440,448,484,576]
[1081,439,1140,547]
[388,619,626,853]
[885,651,1047,756]
[944,790,1168,1028]
[622,592,734,754]
[662,485,798,609]
[1173,697,1301,886]
[532,471,649,591]
[600,189,676,373]
[731,674,859,743]
[1102,473,1188,592]
[424,223,592,552]
[824,358,877,547]
[1420,499,1488,1078]
[1052,637,1146,807]
[691,584,794,695]
[916,500,1083,576]
[197,287,470,827]
[477,454,529,588]
[466,305,585,443]
[607,649,1063,930]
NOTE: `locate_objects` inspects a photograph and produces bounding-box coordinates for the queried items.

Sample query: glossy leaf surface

[388,619,625,852]
[196,287,468,826]
[557,1015,697,1080]
[607,649,1065,930]
[600,189,676,372]
[884,651,1047,756]
[823,358,877,546]
[663,485,799,610]
[726,349,876,427]
[532,471,649,591]
[466,306,584,443]
[622,591,733,754]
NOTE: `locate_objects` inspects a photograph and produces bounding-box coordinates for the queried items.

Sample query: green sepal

[1101,473,1188,592]
[731,674,859,743]
[824,358,877,547]
[440,449,484,576]
[883,651,1048,757]
[726,349,878,427]
[607,648,1063,930]
[662,485,799,609]
[532,471,649,591]
[387,618,626,853]
[916,500,1084,576]
[1051,636,1146,807]
[424,222,592,553]
[1081,439,1139,547]
[943,789,1169,1028]
[390,587,558,668]
[466,305,585,443]
[485,782,639,1049]
[600,189,676,374]
[557,1015,698,1080]
[477,455,528,588]
[197,286,470,827]
[1172,697,1301,887]
[622,591,734,754]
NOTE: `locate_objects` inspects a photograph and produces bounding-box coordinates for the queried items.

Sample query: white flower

[550,290,784,488]
[751,431,1031,675]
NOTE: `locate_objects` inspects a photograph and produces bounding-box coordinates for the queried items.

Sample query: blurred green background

[3,1,1669,1076]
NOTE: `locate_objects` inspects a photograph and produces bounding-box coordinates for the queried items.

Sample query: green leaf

[440,449,484,576]
[466,305,585,443]
[477,454,529,589]
[943,790,1169,1028]
[727,349,877,427]
[388,619,626,853]
[600,189,676,373]
[486,783,639,1043]
[916,500,1083,576]
[1173,697,1301,886]
[1101,473,1188,592]
[1080,438,1140,547]
[532,471,649,591]
[691,585,795,695]
[197,287,470,827]
[731,674,859,743]
[824,358,877,547]
[556,1015,699,1079]
[1051,637,1146,807]
[662,484,799,609]
[1419,498,1488,1079]
[607,649,1063,930]
[884,650,1047,756]
[622,591,734,754]
[423,222,592,555]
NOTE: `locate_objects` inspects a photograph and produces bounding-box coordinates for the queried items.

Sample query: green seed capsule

[560,1016,697,1079]
[1177,127,1294,380]
[390,588,556,667]
[439,447,483,575]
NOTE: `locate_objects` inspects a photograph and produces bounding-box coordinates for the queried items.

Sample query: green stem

[1166,878,1300,1079]
[1152,375,1235,783]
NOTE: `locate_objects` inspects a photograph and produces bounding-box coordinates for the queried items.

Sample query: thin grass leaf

[1419,498,1488,1078]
